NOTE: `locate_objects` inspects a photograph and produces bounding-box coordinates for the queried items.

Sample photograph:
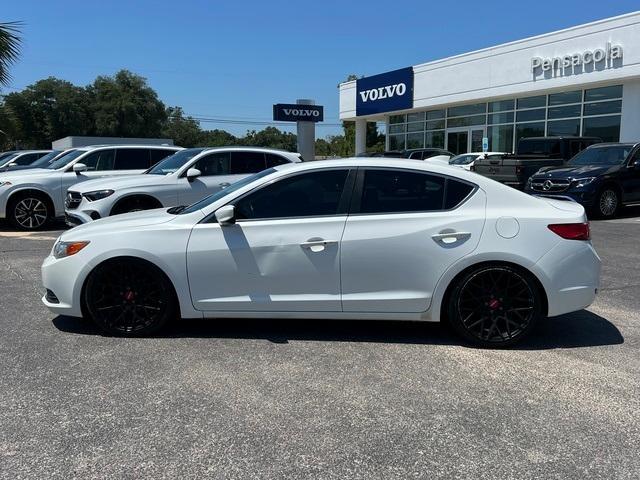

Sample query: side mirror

[73,163,87,174]
[214,205,235,226]
[186,168,201,181]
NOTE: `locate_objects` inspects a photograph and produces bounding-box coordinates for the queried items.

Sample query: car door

[186,168,354,312]
[340,167,486,313]
[621,148,640,202]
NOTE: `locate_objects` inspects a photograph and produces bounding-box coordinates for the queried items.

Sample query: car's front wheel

[594,187,619,219]
[446,264,542,347]
[84,258,177,336]
[8,193,52,230]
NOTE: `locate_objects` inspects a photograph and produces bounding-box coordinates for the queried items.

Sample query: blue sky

[2,0,639,137]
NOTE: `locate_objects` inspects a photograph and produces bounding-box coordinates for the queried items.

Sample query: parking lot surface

[1,212,639,479]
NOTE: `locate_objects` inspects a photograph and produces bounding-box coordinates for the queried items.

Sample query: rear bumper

[532,240,601,317]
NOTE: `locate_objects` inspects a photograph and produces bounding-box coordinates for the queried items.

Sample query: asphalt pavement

[0,210,639,479]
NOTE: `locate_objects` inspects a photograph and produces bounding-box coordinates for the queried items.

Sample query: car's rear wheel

[8,193,51,230]
[447,264,542,347]
[84,258,176,336]
[595,187,619,219]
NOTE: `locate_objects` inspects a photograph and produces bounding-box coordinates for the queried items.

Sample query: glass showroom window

[487,100,514,152]
[581,85,622,142]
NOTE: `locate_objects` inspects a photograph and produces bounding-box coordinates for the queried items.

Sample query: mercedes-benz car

[0,145,181,229]
[65,147,302,226]
[0,150,52,169]
[42,158,600,347]
[525,142,640,218]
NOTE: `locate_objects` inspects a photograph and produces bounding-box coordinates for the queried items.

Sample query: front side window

[13,153,41,165]
[81,150,116,171]
[234,169,349,220]
[230,151,266,174]
[193,152,230,176]
[114,149,152,170]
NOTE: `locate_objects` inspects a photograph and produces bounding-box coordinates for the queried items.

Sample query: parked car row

[0,145,303,230]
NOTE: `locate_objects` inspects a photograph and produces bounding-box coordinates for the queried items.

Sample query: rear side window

[114,149,152,169]
[445,180,474,209]
[82,149,116,171]
[150,149,176,165]
[359,170,445,214]
[265,153,289,167]
[234,170,349,220]
[194,152,230,176]
[230,151,266,174]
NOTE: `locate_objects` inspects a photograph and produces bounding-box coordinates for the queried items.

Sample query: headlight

[0,180,12,187]
[572,177,597,188]
[53,241,90,259]
[83,189,114,201]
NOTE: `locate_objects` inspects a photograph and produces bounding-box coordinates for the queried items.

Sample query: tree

[197,129,237,147]
[162,106,201,147]
[89,70,166,138]
[0,22,22,88]
[2,77,94,148]
[240,126,297,151]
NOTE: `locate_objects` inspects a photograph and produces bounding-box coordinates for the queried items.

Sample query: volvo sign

[273,103,324,122]
[356,67,413,116]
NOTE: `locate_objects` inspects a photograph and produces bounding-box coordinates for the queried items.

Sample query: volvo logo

[358,83,407,103]
[282,108,320,117]
[543,180,553,191]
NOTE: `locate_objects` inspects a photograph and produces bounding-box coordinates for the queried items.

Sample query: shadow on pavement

[0,219,67,232]
[53,308,622,350]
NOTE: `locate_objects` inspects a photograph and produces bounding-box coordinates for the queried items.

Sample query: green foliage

[0,22,22,88]
[2,77,93,148]
[89,70,166,138]
[162,106,201,147]
[241,126,297,151]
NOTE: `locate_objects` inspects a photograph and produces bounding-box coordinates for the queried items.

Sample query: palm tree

[0,22,22,88]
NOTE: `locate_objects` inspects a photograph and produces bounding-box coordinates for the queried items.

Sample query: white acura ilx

[42,158,601,347]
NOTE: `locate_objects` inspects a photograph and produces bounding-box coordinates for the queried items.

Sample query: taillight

[548,223,590,240]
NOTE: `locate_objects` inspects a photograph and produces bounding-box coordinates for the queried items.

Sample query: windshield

[26,150,62,168]
[449,154,478,165]
[178,168,276,215]
[47,149,86,169]
[568,146,632,166]
[147,148,206,175]
[0,152,19,167]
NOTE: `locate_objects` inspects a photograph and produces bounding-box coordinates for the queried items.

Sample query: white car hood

[71,174,168,193]
[62,208,179,239]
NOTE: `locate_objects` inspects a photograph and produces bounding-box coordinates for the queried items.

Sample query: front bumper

[41,253,85,317]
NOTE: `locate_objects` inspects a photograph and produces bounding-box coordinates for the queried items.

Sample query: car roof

[587,142,637,148]
[75,144,182,151]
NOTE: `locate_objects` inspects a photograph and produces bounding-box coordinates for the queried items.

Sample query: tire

[594,187,619,219]
[7,192,52,230]
[83,258,176,336]
[446,264,542,348]
[111,196,160,216]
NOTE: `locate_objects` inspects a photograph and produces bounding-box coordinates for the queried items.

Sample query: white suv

[0,145,181,229]
[65,147,302,225]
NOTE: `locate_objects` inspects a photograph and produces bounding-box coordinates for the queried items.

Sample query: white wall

[621,79,640,141]
[340,12,640,120]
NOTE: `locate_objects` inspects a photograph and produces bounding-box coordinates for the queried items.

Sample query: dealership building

[339,12,640,155]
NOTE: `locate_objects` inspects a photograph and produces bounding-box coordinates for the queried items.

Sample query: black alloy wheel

[10,195,50,230]
[84,258,176,336]
[447,265,541,347]
[596,188,619,219]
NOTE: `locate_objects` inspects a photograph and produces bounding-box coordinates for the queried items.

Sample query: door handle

[431,231,471,245]
[300,239,338,252]
[219,182,231,188]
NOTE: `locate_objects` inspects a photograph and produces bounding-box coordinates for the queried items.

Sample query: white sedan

[42,158,601,347]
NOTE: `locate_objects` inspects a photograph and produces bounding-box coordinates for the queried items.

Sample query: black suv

[525,142,640,218]
[359,148,454,160]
